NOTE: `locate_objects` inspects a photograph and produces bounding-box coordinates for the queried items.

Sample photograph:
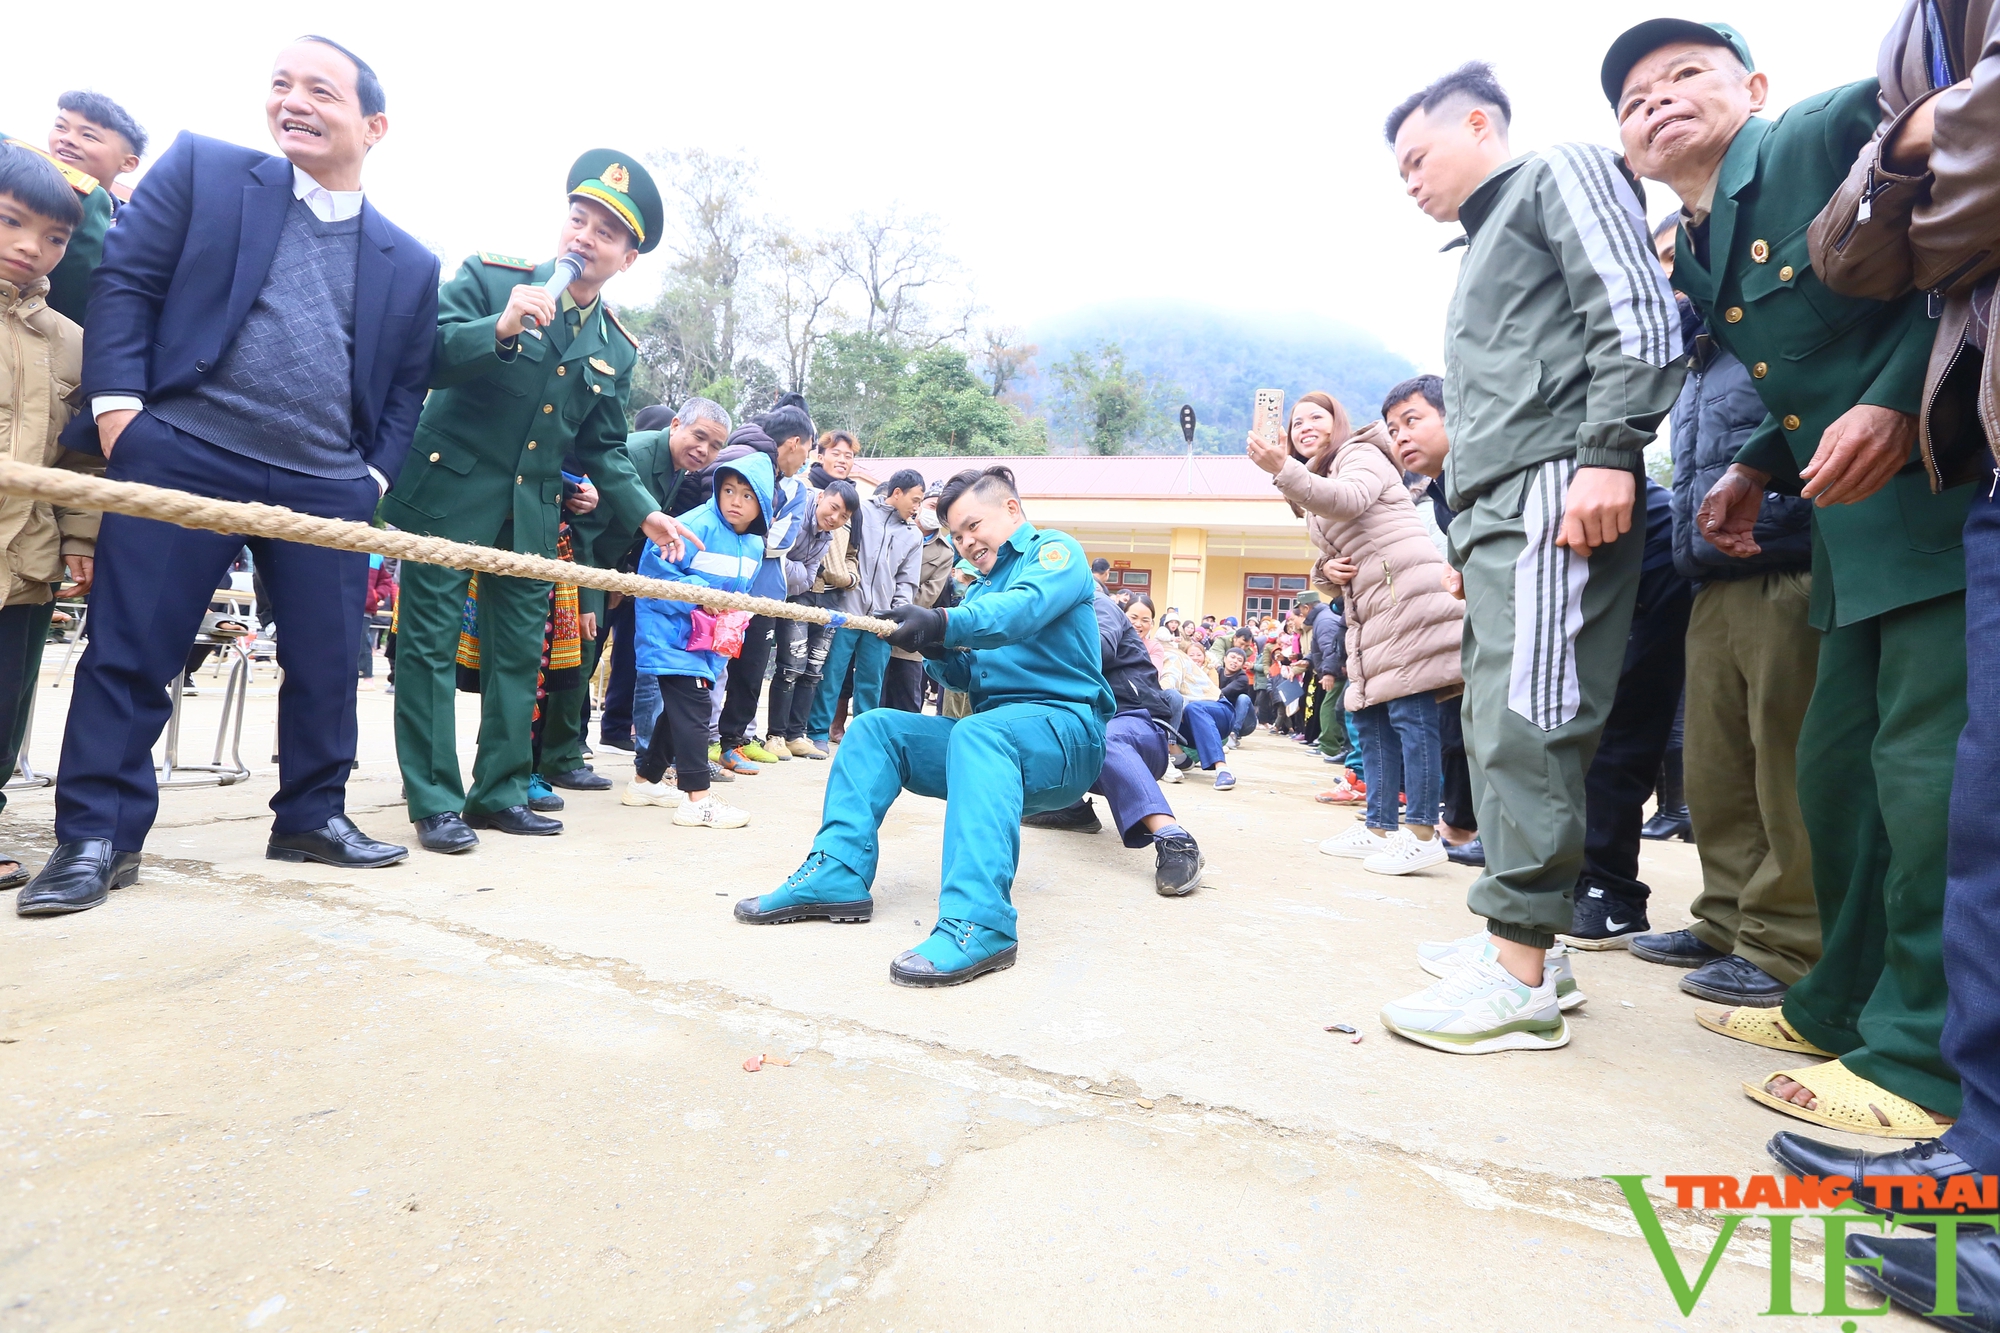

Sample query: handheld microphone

[521,252,588,333]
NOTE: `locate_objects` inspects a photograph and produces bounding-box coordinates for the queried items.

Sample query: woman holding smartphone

[1249,392,1463,875]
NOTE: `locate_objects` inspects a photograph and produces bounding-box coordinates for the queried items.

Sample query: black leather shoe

[463,805,563,836]
[546,767,612,792]
[0,856,27,891]
[1628,928,1728,968]
[598,733,636,753]
[1640,806,1694,841]
[1770,1133,1992,1223]
[527,785,565,813]
[1022,798,1102,834]
[1681,953,1788,1006]
[414,812,479,854]
[1444,836,1486,867]
[1154,833,1204,896]
[267,815,408,869]
[15,839,141,916]
[1847,1229,2000,1330]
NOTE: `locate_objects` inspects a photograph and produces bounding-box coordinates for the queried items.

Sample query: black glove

[878,603,947,652]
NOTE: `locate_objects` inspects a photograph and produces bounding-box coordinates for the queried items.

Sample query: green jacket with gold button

[380,253,655,560]
[1671,80,1969,630]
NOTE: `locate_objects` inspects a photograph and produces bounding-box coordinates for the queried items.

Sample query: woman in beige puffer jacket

[1249,392,1462,868]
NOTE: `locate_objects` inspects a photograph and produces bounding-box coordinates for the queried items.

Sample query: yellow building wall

[1201,553,1320,624]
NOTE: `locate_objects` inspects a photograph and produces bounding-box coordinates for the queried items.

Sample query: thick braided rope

[0,461,895,637]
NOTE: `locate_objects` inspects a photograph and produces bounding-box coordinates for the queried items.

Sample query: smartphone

[1252,389,1285,448]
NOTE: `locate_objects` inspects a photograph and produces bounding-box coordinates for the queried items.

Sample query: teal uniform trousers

[806,520,1113,938]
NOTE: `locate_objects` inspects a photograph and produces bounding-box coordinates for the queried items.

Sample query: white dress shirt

[95,166,386,493]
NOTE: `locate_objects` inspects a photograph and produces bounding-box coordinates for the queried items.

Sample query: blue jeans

[1178,699,1235,770]
[634,672,661,748]
[1229,694,1255,739]
[1354,690,1440,831]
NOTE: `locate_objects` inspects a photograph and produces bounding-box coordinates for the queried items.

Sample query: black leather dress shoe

[1022,798,1102,834]
[267,815,408,869]
[463,805,563,836]
[414,812,479,854]
[1444,836,1486,867]
[1770,1133,1992,1223]
[1680,953,1788,1006]
[1847,1229,2000,1331]
[597,733,636,753]
[1628,928,1728,968]
[1640,806,1695,841]
[15,839,141,916]
[546,767,612,792]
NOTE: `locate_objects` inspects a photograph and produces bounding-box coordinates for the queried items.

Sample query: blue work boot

[735,850,873,924]
[889,918,1018,987]
[527,774,565,813]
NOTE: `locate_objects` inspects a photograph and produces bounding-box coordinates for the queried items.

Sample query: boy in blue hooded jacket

[625,452,775,829]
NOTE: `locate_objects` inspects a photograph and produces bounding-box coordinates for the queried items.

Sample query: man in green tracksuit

[1610,18,1969,1132]
[1375,62,1687,1055]
[383,150,698,853]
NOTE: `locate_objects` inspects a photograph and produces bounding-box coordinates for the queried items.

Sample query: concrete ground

[2,659,1931,1331]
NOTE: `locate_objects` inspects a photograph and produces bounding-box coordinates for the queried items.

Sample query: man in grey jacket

[806,468,923,747]
[1377,62,1686,1056]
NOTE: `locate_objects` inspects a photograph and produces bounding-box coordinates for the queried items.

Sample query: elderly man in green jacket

[1609,18,1971,1136]
[383,151,700,854]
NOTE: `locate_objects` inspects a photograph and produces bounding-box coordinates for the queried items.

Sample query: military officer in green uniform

[0,135,113,323]
[384,151,702,853]
[1610,20,1970,1133]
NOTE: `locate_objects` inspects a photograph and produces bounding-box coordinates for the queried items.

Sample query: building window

[1244,572,1301,622]
[1097,564,1152,589]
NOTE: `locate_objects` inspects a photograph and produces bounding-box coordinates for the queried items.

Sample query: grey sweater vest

[153,199,366,479]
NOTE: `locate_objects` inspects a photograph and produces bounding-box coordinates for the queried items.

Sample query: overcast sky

[9,0,1893,371]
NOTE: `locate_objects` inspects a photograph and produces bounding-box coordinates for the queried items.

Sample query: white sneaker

[673,793,750,829]
[1362,828,1448,876]
[621,778,680,808]
[1319,822,1393,859]
[1415,931,1587,1011]
[1380,954,1570,1054]
[1162,764,1183,784]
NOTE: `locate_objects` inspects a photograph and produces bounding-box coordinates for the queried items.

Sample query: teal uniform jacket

[924,521,1115,732]
[1671,81,1969,629]
[380,253,657,556]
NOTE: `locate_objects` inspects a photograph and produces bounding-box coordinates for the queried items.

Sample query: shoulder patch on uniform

[1037,542,1071,572]
[476,251,534,271]
[2,138,96,194]
[605,306,639,348]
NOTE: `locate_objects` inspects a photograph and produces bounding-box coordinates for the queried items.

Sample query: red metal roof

[852,454,1282,500]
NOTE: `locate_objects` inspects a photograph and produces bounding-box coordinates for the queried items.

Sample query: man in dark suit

[17,36,441,917]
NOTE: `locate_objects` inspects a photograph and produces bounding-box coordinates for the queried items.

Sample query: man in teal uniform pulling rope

[735,465,1112,987]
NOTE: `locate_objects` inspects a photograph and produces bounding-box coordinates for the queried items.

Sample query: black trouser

[1580,565,1693,904]
[1438,693,1477,832]
[635,675,713,795]
[600,595,637,743]
[0,602,54,815]
[881,656,926,713]
[718,615,775,748]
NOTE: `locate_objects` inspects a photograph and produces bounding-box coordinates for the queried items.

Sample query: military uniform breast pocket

[1741,225,1872,358]
[493,334,548,396]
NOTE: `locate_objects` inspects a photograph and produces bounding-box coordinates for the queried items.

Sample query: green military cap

[1600,19,1755,108]
[566,149,662,254]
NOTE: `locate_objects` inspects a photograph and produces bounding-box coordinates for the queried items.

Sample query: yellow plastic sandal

[1742,1061,1950,1139]
[1695,1007,1833,1057]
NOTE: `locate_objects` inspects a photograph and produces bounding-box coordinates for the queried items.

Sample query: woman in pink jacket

[1249,392,1464,875]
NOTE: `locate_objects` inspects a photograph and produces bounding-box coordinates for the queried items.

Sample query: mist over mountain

[1021,301,1420,453]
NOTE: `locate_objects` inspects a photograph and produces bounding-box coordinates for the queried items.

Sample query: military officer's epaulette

[2,138,97,195]
[605,306,639,348]
[476,251,535,271]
